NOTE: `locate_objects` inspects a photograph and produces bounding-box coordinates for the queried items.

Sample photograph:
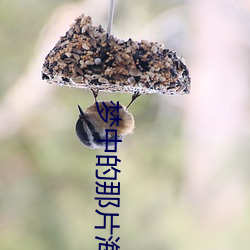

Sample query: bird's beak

[77,105,86,119]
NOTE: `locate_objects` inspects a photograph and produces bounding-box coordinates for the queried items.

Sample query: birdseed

[42,14,190,95]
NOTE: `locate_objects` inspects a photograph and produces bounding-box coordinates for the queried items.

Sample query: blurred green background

[1,0,250,249]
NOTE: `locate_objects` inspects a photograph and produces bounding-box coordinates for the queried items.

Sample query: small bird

[75,90,135,149]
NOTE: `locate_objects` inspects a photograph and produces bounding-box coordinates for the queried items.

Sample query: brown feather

[85,101,134,136]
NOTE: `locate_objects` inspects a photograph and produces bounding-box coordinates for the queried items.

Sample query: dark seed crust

[42,14,190,95]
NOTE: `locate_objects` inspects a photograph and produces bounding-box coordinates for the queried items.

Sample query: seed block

[42,14,190,95]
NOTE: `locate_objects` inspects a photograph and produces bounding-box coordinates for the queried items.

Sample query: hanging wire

[107,0,115,34]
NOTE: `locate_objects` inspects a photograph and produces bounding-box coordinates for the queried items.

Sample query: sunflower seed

[57,59,67,66]
[81,25,88,34]
[129,68,142,77]
[73,53,80,60]
[140,75,149,82]
[141,40,150,47]
[63,58,75,64]
[82,43,90,50]
[92,74,101,79]
[98,77,109,84]
[128,77,135,84]
[85,60,94,65]
[72,76,84,83]
[151,45,158,54]
[65,52,72,58]
[75,24,80,34]
[147,72,154,78]
[74,66,83,75]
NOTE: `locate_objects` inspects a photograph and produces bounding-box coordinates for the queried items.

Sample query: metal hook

[107,0,115,34]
